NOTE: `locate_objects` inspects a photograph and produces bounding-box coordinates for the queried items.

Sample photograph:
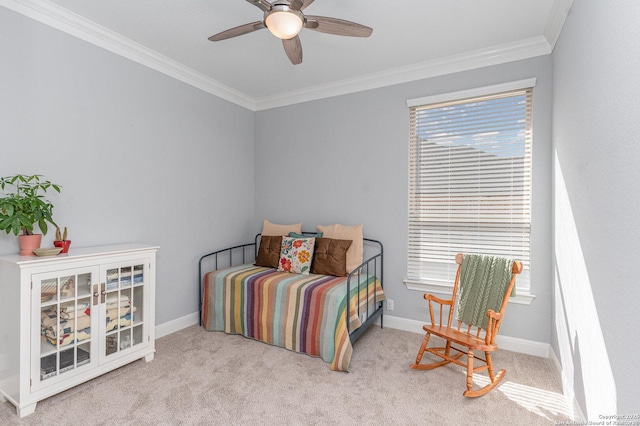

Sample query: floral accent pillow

[278,236,316,275]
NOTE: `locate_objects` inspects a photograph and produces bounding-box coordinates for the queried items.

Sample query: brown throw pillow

[316,224,363,273]
[255,235,283,268]
[311,238,353,277]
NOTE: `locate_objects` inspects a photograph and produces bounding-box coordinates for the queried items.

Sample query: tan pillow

[316,224,363,273]
[254,235,283,269]
[261,219,302,236]
[311,238,353,277]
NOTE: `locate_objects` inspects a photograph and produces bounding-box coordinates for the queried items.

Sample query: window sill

[403,279,536,305]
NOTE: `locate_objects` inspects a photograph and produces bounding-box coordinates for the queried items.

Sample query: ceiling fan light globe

[265,8,304,39]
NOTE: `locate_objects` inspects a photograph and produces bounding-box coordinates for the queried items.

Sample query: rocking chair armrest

[486,309,502,322]
[424,294,454,306]
[424,294,455,327]
[484,309,503,344]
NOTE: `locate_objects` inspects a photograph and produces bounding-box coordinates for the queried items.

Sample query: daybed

[198,222,385,371]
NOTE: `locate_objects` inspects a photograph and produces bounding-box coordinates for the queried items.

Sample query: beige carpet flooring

[1,325,575,425]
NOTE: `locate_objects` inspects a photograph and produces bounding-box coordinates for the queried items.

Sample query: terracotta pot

[54,240,72,254]
[18,234,42,256]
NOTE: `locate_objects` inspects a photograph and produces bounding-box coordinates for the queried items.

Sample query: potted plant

[54,226,71,253]
[0,174,61,255]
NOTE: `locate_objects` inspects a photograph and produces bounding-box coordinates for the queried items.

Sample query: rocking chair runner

[410,253,523,397]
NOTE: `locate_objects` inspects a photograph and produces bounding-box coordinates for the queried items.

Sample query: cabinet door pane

[59,275,75,300]
[33,269,97,389]
[106,268,119,291]
[133,264,144,284]
[103,261,146,359]
[120,266,132,287]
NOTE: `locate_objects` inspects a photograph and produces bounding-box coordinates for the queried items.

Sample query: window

[405,79,535,301]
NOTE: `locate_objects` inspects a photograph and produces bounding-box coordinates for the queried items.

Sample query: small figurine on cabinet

[54,226,71,254]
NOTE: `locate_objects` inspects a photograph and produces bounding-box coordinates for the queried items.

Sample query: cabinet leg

[144,353,155,362]
[18,402,37,417]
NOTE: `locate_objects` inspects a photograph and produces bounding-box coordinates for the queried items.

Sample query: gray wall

[255,55,554,343]
[0,8,256,324]
[551,1,640,415]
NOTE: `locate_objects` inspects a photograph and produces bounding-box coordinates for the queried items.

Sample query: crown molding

[3,0,568,112]
[544,0,574,49]
[254,36,551,110]
[0,0,256,110]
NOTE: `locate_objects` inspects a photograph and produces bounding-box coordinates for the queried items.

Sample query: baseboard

[158,311,553,358]
[155,312,199,339]
[548,347,587,422]
[382,314,551,358]
[155,312,551,358]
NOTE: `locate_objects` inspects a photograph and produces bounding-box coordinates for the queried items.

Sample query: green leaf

[1,203,14,216]
[38,219,48,236]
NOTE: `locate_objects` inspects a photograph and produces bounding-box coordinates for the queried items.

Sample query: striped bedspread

[201,264,385,371]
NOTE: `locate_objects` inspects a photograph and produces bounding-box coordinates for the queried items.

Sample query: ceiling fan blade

[245,0,272,12]
[304,15,373,37]
[282,36,303,65]
[209,21,265,42]
[300,0,315,10]
[291,0,313,10]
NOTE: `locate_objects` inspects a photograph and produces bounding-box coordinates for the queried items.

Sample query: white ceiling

[4,0,571,110]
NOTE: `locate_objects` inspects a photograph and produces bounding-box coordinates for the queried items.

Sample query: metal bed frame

[198,233,384,343]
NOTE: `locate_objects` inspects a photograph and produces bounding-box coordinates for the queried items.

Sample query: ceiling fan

[208,0,373,65]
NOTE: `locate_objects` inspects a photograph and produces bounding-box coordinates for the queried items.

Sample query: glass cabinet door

[32,267,99,390]
[102,261,148,360]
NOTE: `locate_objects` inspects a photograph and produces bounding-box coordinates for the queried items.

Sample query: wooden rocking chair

[410,253,523,397]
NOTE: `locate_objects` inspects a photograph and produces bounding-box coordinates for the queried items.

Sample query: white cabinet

[0,244,158,417]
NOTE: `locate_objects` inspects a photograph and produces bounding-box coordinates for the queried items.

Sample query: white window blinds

[407,82,533,294]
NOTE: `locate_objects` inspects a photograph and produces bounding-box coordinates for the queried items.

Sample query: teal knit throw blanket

[457,254,515,330]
